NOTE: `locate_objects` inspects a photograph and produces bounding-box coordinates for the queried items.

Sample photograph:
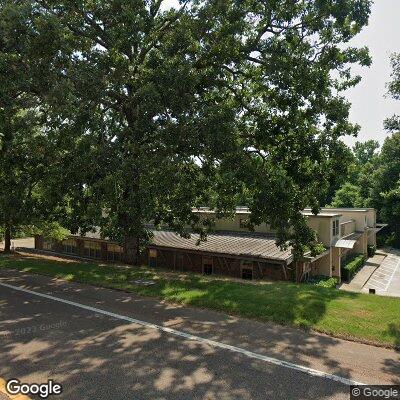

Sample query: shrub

[307,275,338,289]
[341,254,365,282]
[367,244,376,257]
[303,242,326,257]
[315,277,338,288]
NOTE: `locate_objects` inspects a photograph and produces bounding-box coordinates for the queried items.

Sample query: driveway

[0,268,399,400]
[362,250,400,297]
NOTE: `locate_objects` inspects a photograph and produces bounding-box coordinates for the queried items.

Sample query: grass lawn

[1,253,399,348]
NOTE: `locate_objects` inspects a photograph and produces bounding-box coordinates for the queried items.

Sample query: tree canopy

[1,0,373,259]
[328,53,400,248]
[0,0,68,250]
[384,53,400,133]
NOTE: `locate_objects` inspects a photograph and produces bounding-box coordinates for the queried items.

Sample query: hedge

[341,254,365,282]
[367,244,376,257]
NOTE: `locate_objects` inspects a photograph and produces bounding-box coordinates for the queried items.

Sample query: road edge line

[0,281,366,387]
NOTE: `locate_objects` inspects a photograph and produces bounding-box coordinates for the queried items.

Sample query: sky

[343,0,400,147]
[163,0,400,148]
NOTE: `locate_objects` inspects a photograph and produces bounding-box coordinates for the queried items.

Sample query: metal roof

[334,232,363,249]
[149,230,293,264]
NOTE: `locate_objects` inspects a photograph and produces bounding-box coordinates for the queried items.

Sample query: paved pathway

[362,251,400,297]
[339,254,385,293]
[0,269,399,399]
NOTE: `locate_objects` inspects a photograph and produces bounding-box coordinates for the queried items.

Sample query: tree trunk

[124,236,140,265]
[4,225,11,253]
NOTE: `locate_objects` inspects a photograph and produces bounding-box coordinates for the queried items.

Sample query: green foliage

[45,0,372,261]
[384,53,400,132]
[370,132,400,248]
[308,276,338,289]
[353,140,380,165]
[1,0,373,260]
[329,139,380,208]
[30,222,70,241]
[0,1,67,247]
[367,244,376,258]
[1,254,399,347]
[329,56,400,248]
[368,54,400,248]
[331,182,363,208]
[341,254,365,282]
[303,242,326,257]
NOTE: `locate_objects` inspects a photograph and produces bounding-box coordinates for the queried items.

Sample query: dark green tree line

[330,53,400,247]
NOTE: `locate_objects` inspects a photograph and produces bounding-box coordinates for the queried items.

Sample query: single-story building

[34,207,385,282]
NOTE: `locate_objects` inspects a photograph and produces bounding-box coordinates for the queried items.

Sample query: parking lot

[362,252,400,297]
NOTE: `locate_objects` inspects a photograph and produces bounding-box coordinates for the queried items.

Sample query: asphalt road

[0,269,399,400]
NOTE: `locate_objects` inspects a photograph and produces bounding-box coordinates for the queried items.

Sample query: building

[34,207,385,282]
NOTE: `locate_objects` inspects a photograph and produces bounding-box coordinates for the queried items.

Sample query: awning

[368,224,388,234]
[334,239,358,249]
[334,232,363,249]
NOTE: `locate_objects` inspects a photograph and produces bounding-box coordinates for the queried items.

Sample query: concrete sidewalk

[340,253,386,293]
[362,251,400,297]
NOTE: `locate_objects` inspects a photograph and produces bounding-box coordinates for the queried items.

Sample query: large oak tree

[6,0,372,260]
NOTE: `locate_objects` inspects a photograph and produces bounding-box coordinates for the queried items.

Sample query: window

[149,249,157,268]
[107,243,123,262]
[43,239,55,251]
[84,241,101,259]
[202,257,213,275]
[203,265,212,275]
[241,260,253,280]
[241,268,253,280]
[332,219,339,237]
[62,238,77,254]
[239,218,249,229]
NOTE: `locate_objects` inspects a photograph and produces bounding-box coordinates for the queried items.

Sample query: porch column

[331,247,341,281]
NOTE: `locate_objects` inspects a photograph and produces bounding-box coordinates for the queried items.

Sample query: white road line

[0,281,365,387]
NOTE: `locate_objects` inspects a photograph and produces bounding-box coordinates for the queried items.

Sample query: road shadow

[0,265,399,399]
[0,296,349,400]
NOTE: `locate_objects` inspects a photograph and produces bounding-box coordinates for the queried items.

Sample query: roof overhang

[333,232,363,249]
[148,230,294,265]
[368,224,388,234]
[334,239,358,249]
[148,243,292,265]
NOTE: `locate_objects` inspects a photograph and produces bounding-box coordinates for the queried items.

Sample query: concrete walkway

[339,253,386,293]
[362,250,400,297]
